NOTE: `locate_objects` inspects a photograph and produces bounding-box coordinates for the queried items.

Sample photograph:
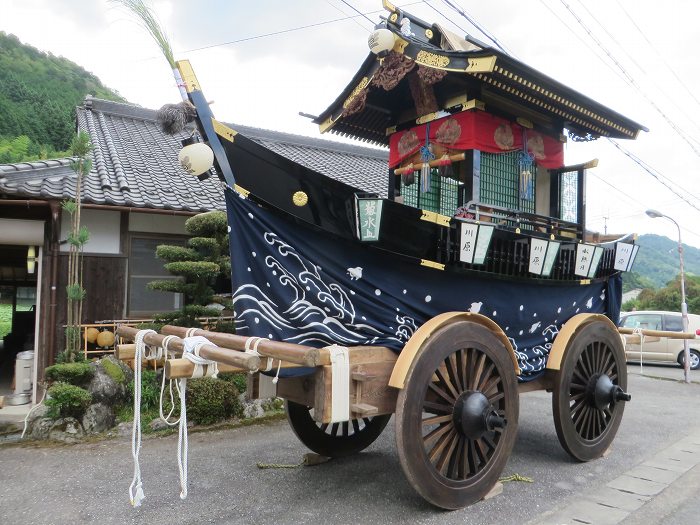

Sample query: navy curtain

[226,188,615,381]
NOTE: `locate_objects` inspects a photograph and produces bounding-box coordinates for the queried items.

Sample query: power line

[607,138,700,213]
[338,0,376,26]
[438,0,512,55]
[177,2,425,55]
[558,0,700,157]
[613,0,700,111]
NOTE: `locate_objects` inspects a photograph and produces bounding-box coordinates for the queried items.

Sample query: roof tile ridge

[97,112,130,191]
[84,110,113,191]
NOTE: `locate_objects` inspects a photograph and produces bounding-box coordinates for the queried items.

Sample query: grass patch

[0,303,12,340]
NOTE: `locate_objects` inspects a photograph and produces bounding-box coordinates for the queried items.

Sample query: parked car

[619,310,700,370]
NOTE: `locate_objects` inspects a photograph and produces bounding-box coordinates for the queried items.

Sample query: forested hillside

[0,32,124,163]
[623,234,700,290]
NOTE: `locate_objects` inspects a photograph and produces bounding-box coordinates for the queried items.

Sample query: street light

[645,209,691,383]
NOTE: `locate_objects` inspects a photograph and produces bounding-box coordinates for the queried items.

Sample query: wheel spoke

[428,381,456,404]
[487,391,504,404]
[447,352,463,392]
[435,366,461,401]
[422,414,454,426]
[342,421,349,437]
[476,362,496,392]
[480,373,501,397]
[449,436,465,480]
[472,353,487,392]
[331,423,340,437]
[423,400,454,415]
[435,429,460,475]
[460,349,469,390]
[423,422,453,447]
[320,423,329,432]
[427,426,456,463]
[352,418,360,434]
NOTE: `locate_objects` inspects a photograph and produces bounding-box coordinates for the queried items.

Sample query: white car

[619,310,700,370]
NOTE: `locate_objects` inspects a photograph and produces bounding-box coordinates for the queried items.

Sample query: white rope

[159,335,180,426]
[244,336,271,372]
[632,327,645,374]
[20,388,47,440]
[129,329,156,507]
[176,336,220,500]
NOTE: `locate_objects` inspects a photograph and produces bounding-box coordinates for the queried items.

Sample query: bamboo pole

[618,327,698,340]
[393,152,467,175]
[160,325,330,367]
[116,325,260,371]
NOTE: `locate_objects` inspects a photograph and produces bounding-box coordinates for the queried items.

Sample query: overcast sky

[4,0,700,248]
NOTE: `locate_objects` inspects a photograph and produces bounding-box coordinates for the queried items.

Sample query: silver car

[619,310,700,370]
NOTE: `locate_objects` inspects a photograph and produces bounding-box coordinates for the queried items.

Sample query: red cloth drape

[388,111,564,169]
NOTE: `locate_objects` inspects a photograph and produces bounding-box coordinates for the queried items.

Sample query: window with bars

[400,168,461,216]
[480,151,536,213]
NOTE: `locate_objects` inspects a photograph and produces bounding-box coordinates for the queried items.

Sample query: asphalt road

[1,366,699,525]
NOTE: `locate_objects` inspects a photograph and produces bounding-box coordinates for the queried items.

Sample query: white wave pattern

[232,232,417,347]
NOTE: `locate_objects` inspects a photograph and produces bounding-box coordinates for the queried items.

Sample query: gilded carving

[416,50,450,68]
[372,51,416,91]
[342,77,370,109]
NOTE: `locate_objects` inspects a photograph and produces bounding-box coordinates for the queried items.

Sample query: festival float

[118,1,647,509]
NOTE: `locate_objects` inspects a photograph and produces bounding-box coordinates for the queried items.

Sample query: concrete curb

[529,428,700,525]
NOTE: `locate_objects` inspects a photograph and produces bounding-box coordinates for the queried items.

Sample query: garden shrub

[218,372,247,394]
[126,369,160,410]
[186,377,241,425]
[46,382,92,418]
[45,362,93,385]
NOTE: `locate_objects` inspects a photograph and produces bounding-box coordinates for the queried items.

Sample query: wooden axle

[160,325,330,367]
[116,325,260,372]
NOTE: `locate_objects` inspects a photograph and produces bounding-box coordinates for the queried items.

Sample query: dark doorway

[0,245,38,397]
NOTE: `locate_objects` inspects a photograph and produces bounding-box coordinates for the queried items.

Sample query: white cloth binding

[327,344,350,423]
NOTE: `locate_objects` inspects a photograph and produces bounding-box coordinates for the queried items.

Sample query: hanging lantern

[26,246,37,274]
[368,28,395,56]
[178,142,214,176]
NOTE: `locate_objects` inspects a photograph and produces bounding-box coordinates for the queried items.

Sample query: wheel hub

[586,373,631,410]
[452,391,505,439]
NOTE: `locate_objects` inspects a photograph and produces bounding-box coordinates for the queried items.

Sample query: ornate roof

[314,4,647,145]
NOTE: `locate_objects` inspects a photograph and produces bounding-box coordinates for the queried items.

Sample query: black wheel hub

[452,391,505,439]
[586,373,632,410]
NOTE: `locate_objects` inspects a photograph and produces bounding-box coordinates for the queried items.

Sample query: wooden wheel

[285,400,391,458]
[395,320,519,509]
[552,320,631,462]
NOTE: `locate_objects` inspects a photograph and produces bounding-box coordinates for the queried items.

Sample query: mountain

[624,234,700,289]
[0,32,125,162]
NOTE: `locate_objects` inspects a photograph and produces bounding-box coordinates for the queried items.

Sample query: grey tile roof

[0,97,389,212]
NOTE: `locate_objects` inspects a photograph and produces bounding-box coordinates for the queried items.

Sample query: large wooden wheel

[552,320,631,462]
[285,401,391,458]
[395,320,519,509]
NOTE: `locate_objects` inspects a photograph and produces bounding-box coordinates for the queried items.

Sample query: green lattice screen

[400,169,460,216]
[480,151,536,213]
[559,170,578,222]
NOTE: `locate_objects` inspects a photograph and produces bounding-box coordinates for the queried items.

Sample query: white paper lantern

[368,28,395,55]
[178,142,214,176]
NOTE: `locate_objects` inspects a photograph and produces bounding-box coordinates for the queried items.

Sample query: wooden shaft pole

[116,325,261,371]
[165,360,243,378]
[160,325,329,367]
[618,327,697,340]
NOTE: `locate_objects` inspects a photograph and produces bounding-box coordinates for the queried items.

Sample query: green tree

[148,211,233,331]
[62,131,92,362]
[632,275,700,314]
